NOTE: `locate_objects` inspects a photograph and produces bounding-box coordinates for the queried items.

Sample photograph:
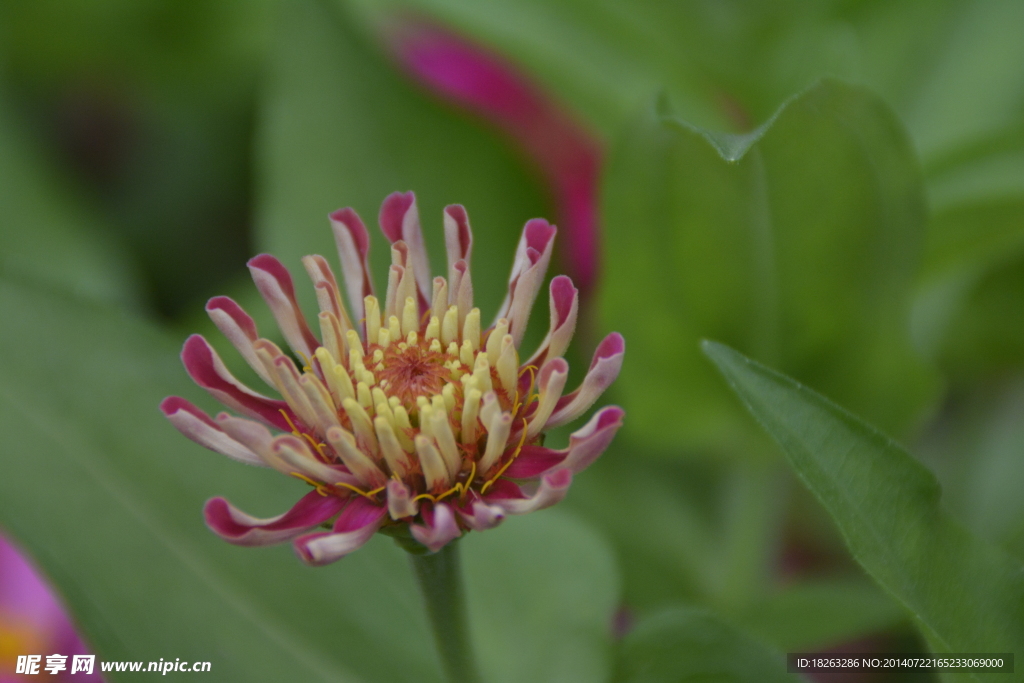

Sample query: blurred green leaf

[736,578,905,652]
[566,449,721,609]
[0,94,141,309]
[916,377,1024,563]
[0,278,619,682]
[0,0,275,317]
[0,0,272,93]
[912,198,1024,373]
[910,130,1024,374]
[857,0,1024,161]
[924,128,1024,210]
[257,0,548,323]
[704,341,1024,674]
[602,79,935,453]
[466,512,619,683]
[614,607,799,683]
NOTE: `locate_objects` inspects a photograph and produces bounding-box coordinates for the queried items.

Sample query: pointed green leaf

[703,340,1024,674]
[603,79,936,452]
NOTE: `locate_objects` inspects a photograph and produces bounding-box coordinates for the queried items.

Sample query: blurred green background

[2,0,1023,681]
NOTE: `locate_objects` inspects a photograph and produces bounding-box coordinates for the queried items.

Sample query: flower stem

[409,542,483,683]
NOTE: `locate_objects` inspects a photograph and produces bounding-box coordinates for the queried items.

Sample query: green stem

[409,542,483,683]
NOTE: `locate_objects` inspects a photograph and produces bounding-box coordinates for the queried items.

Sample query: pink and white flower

[163,193,624,564]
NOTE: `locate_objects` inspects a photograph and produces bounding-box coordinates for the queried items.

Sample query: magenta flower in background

[388,20,603,298]
[162,193,624,563]
[0,535,103,683]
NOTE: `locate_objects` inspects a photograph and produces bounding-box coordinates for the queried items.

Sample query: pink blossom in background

[0,533,103,682]
[388,19,603,299]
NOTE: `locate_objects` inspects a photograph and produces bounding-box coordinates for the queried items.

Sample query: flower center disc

[375,343,453,409]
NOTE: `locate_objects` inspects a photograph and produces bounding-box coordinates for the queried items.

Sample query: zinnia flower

[161,193,624,565]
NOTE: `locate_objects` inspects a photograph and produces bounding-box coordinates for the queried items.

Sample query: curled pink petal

[527,275,578,366]
[302,254,350,330]
[410,503,462,552]
[387,479,419,519]
[456,498,506,531]
[498,218,557,346]
[547,332,625,428]
[181,334,294,432]
[483,468,573,515]
[160,396,265,466]
[330,207,375,328]
[294,497,388,566]
[389,21,601,296]
[380,191,432,307]
[205,296,276,387]
[443,204,473,281]
[204,491,346,547]
[524,356,569,438]
[508,405,624,479]
[248,254,320,360]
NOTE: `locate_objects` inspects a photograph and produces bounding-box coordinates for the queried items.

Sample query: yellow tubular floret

[375,417,411,477]
[299,374,341,431]
[347,330,363,363]
[461,388,482,444]
[486,318,509,365]
[425,316,440,341]
[430,409,461,479]
[496,335,519,392]
[342,398,378,455]
[392,406,415,451]
[318,312,348,364]
[431,278,447,317]
[356,381,374,414]
[327,362,355,404]
[460,340,475,368]
[402,296,419,336]
[326,427,385,488]
[364,296,381,346]
[478,411,512,473]
[463,308,481,351]
[441,306,459,346]
[415,435,451,490]
[442,383,456,413]
[472,354,493,393]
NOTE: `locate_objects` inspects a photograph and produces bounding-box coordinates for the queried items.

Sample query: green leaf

[736,578,906,653]
[912,197,1024,375]
[565,448,720,609]
[256,0,548,324]
[0,279,619,682]
[614,607,800,683]
[864,1,1024,161]
[602,79,936,452]
[916,379,1024,564]
[0,92,141,309]
[466,512,619,683]
[703,340,1024,675]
